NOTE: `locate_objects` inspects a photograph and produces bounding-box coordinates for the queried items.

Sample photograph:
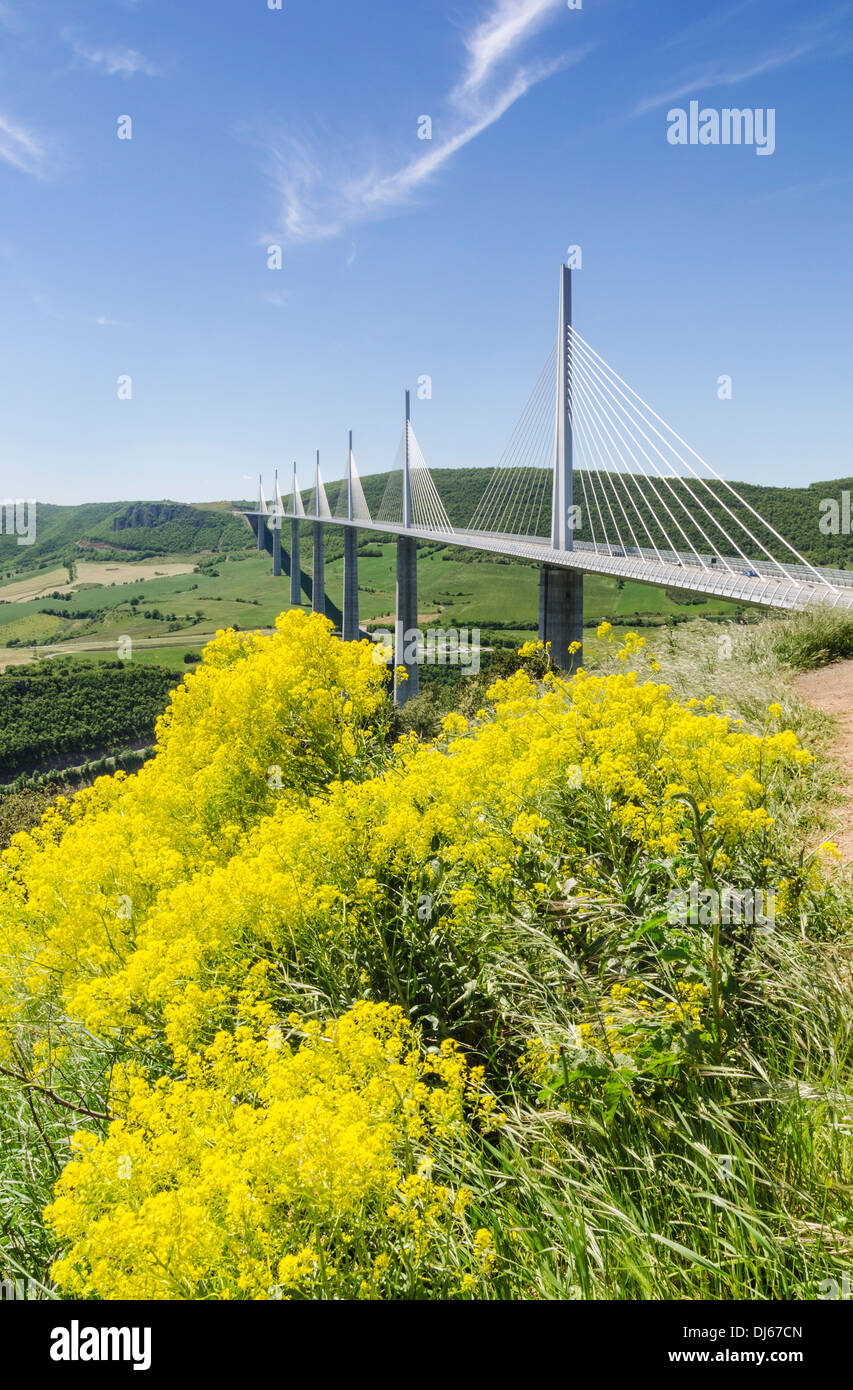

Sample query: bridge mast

[551,265,573,553]
[402,391,413,529]
[394,390,419,704]
[540,262,583,669]
[272,468,283,576]
[342,429,360,641]
[312,449,325,616]
[290,462,302,605]
[256,474,266,551]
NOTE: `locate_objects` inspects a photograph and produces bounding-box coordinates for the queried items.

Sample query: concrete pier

[343,527,359,641]
[394,535,418,705]
[272,519,282,577]
[539,566,583,670]
[312,522,325,616]
[290,519,301,604]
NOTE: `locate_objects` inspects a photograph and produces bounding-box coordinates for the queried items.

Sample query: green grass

[379,617,853,1297]
[0,544,744,667]
[0,612,65,645]
[54,646,201,673]
[768,609,853,672]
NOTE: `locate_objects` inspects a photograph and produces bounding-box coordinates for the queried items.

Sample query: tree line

[0,661,180,779]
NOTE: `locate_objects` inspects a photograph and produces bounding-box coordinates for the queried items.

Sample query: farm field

[0,543,741,666]
[0,642,207,673]
[0,542,748,789]
[0,560,196,604]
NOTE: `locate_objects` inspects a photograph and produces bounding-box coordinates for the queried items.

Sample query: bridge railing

[245,508,853,616]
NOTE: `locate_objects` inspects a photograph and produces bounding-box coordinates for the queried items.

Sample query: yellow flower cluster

[0,614,818,1296]
[520,978,708,1089]
[0,627,810,1054]
[577,979,708,1059]
[0,611,388,1048]
[45,1001,492,1300]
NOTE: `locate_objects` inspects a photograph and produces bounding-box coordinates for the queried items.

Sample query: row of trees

[0,661,179,779]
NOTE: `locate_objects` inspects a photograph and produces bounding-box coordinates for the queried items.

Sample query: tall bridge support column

[256,515,266,551]
[312,522,325,616]
[394,394,418,705]
[394,536,418,705]
[342,431,360,642]
[290,519,301,604]
[539,261,583,670]
[343,527,359,641]
[272,520,282,577]
[539,566,583,671]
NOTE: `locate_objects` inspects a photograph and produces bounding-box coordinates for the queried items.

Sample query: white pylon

[291,462,305,517]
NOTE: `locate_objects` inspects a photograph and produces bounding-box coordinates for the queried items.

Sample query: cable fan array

[376,420,453,533]
[258,317,839,604]
[468,327,834,592]
[333,451,372,522]
[468,345,557,540]
[565,326,830,585]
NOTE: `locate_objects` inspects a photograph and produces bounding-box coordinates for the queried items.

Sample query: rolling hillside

[0,500,255,577]
[4,474,852,579]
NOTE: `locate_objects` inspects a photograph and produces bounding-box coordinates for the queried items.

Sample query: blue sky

[0,0,851,505]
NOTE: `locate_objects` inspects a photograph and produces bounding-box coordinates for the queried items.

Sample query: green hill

[0,502,123,575]
[302,469,853,570]
[0,501,255,577]
[3,473,852,583]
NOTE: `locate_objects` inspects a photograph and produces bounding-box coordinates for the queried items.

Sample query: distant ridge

[3,474,853,575]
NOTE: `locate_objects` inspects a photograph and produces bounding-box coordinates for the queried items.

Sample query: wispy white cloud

[636,4,853,118]
[64,32,160,78]
[342,58,571,220]
[263,0,591,245]
[268,56,583,244]
[455,0,565,101]
[0,112,48,178]
[633,43,814,116]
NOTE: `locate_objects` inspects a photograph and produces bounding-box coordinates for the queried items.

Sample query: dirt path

[794,658,853,862]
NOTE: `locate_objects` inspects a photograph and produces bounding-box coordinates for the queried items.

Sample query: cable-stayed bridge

[246,266,853,704]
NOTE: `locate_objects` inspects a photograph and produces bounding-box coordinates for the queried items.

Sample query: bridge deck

[248,512,853,616]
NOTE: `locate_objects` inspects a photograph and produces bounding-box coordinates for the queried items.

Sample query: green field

[5,472,853,582]
[0,539,748,780]
[2,465,851,671]
[0,542,744,672]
